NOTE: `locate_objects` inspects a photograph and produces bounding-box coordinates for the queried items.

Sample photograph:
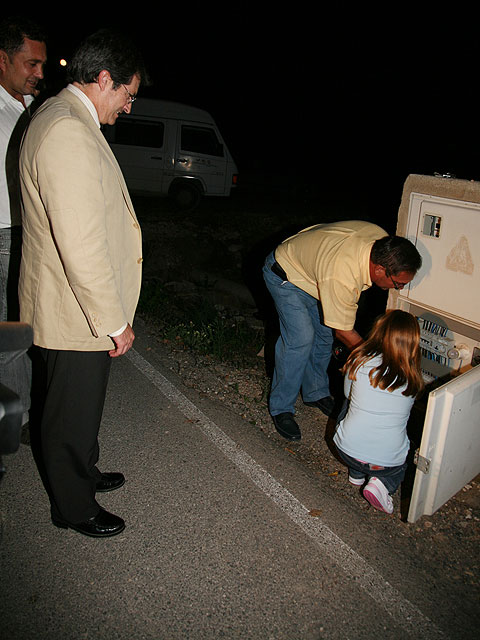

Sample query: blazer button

[137,257,143,264]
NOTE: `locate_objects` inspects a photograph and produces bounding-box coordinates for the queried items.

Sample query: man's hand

[109,324,135,357]
[334,328,363,351]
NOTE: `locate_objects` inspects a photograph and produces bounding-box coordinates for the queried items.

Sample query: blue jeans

[0,226,32,422]
[263,251,333,416]
[336,447,407,494]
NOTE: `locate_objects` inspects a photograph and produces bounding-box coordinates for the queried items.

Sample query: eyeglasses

[388,273,406,290]
[122,84,137,104]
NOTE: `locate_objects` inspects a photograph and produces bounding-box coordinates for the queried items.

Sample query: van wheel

[170,182,202,211]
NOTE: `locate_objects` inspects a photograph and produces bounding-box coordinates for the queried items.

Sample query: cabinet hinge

[414,449,430,474]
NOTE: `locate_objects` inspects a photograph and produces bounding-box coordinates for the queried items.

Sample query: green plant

[138,280,263,363]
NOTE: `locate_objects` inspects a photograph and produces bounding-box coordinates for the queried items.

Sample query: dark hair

[342,310,424,397]
[67,28,148,88]
[371,235,422,276]
[0,16,46,57]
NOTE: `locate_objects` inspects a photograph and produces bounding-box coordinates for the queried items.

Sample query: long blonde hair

[342,310,424,397]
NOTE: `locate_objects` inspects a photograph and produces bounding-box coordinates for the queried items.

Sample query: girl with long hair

[333,310,424,514]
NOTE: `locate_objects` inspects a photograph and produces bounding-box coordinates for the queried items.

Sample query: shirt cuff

[109,323,127,337]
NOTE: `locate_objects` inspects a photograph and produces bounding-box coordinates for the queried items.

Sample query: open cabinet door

[408,365,480,522]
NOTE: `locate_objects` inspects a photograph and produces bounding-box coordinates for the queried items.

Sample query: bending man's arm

[334,328,363,350]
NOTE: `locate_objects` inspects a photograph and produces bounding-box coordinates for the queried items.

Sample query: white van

[103,98,239,210]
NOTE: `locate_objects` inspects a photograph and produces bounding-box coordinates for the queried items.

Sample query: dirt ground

[132,182,479,594]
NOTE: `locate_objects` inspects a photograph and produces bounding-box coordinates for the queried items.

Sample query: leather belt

[271,261,288,281]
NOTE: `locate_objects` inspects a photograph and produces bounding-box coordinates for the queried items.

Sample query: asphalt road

[1,321,478,639]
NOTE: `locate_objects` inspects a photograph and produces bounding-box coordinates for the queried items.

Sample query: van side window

[181,125,224,157]
[111,119,165,148]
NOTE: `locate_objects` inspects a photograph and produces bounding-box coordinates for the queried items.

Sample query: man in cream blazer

[19,29,146,537]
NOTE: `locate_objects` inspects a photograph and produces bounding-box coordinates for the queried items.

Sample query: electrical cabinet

[387,174,480,522]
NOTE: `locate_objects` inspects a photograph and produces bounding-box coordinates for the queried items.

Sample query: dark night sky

[27,5,480,209]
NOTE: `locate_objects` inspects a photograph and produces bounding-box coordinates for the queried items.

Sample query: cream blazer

[19,88,143,351]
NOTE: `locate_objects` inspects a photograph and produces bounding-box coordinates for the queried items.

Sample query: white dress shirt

[0,84,33,227]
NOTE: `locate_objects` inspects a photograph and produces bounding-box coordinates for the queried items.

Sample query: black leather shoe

[272,412,301,441]
[304,396,336,417]
[96,472,125,493]
[52,507,125,537]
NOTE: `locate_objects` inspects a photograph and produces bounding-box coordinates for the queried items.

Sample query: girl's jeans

[336,447,408,494]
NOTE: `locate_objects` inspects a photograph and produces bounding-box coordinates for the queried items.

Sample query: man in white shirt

[0,17,46,424]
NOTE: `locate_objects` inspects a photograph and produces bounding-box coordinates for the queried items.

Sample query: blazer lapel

[58,88,138,221]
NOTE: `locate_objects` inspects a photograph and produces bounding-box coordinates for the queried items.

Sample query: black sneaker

[272,412,301,441]
[303,395,336,417]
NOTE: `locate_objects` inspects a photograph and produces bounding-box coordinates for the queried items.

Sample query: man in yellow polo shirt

[262,220,422,441]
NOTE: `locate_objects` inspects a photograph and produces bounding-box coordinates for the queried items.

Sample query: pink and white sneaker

[348,475,365,486]
[363,477,394,514]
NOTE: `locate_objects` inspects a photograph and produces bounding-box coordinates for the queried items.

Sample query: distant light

[59,59,67,67]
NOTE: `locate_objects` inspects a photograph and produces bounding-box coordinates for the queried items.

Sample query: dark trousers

[31,347,111,523]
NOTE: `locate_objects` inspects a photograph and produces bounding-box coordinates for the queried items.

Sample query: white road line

[126,348,444,638]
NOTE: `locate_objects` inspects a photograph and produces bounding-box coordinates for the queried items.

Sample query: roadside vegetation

[138,279,264,364]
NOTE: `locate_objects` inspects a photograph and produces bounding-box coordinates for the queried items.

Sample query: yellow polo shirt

[275,220,387,331]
